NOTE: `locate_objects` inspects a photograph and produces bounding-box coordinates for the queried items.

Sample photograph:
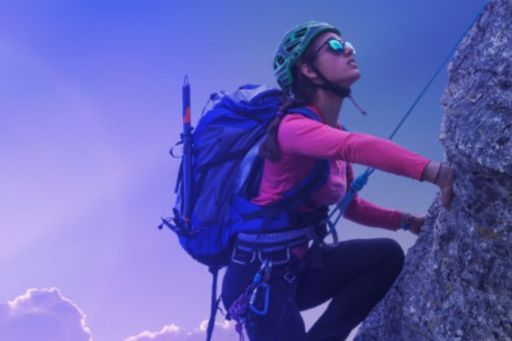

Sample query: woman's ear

[298,62,317,80]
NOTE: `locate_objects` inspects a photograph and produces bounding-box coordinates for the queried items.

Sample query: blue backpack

[161,84,331,269]
[160,83,354,341]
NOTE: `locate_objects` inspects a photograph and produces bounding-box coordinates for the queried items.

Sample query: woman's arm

[279,113,455,209]
[342,162,401,230]
[279,114,430,181]
[343,194,402,231]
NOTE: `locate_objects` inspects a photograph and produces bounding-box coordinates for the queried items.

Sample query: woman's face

[304,31,361,88]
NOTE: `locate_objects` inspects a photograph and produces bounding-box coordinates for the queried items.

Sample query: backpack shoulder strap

[244,106,331,220]
[286,106,321,121]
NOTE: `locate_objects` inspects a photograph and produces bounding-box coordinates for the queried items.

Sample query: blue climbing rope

[327,2,489,231]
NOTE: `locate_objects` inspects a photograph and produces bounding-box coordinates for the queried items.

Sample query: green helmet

[273,21,340,94]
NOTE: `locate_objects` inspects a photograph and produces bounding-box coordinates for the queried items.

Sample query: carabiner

[249,282,270,316]
[249,259,272,316]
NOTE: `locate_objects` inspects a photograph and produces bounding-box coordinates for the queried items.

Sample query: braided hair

[259,49,318,161]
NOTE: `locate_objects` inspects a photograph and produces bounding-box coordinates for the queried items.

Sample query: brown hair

[259,45,319,161]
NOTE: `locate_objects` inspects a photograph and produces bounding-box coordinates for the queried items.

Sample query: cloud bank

[0,288,92,341]
[125,319,239,341]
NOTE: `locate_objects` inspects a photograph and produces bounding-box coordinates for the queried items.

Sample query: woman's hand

[421,161,455,208]
[436,163,454,208]
[409,214,425,236]
[400,212,425,236]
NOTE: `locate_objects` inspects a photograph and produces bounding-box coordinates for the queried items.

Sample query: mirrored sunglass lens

[328,39,344,53]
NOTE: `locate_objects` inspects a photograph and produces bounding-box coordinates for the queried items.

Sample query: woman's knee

[379,238,405,275]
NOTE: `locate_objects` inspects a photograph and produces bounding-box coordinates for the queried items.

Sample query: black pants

[221,238,405,341]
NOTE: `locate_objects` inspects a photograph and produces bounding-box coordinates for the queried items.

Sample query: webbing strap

[206,267,219,341]
[243,106,330,221]
[237,225,317,244]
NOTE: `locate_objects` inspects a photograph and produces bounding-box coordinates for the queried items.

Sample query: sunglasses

[314,38,356,58]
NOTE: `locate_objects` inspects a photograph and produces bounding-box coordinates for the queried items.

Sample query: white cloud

[125,319,362,340]
[0,288,92,341]
[125,319,240,341]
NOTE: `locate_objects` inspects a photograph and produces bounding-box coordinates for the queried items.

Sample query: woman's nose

[344,45,354,56]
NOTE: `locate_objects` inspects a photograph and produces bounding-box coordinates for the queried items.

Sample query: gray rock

[354,0,512,340]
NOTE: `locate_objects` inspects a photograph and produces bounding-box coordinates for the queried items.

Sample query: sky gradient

[0,1,487,340]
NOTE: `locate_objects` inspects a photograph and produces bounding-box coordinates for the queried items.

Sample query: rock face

[355,1,512,340]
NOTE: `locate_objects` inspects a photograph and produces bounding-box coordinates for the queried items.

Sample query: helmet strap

[307,63,351,98]
[302,62,368,116]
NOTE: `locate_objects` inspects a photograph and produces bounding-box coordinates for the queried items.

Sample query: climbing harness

[226,221,329,339]
[232,224,327,265]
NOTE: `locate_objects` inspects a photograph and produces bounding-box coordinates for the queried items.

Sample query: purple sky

[0,1,486,339]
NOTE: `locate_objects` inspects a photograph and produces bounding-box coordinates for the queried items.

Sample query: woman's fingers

[406,214,425,236]
[439,165,454,208]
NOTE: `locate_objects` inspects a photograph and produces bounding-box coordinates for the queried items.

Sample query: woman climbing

[221,21,454,340]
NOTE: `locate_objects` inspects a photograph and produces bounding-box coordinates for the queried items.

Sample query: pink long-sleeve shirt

[251,105,430,233]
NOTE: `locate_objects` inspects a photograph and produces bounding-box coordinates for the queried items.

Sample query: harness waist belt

[237,225,317,245]
[233,224,328,265]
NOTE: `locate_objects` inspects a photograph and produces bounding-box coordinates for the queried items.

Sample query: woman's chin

[351,71,361,83]
[341,72,361,88]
